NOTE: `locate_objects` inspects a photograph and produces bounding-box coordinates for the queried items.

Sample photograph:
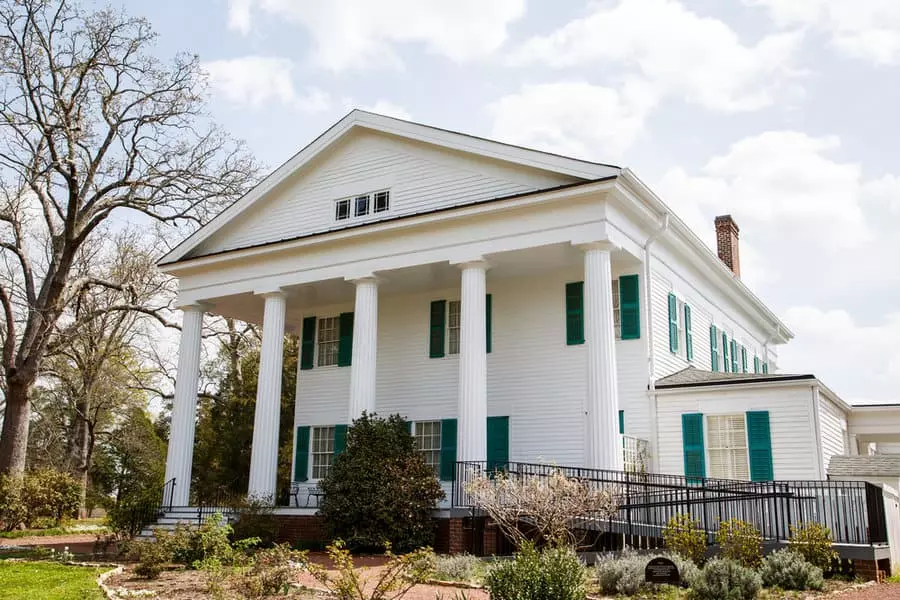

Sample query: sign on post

[645,556,681,585]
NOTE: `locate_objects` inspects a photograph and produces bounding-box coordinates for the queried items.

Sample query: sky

[123,0,900,406]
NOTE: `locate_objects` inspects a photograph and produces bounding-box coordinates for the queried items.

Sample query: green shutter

[762,362,769,374]
[486,416,509,473]
[722,333,730,372]
[333,424,348,457]
[405,419,412,434]
[439,418,457,481]
[294,426,311,482]
[618,410,625,435]
[429,300,446,358]
[337,312,354,367]
[730,339,738,372]
[741,346,748,373]
[300,317,316,370]
[684,304,693,361]
[682,413,706,482]
[710,325,719,372]
[667,293,678,352]
[486,294,492,354]
[746,411,774,481]
[565,282,584,345]
[754,356,760,373]
[619,274,640,340]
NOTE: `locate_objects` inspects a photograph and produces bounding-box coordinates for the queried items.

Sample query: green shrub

[231,498,280,547]
[716,519,762,568]
[759,549,824,591]
[319,413,444,551]
[788,522,838,574]
[0,475,27,531]
[130,539,171,579]
[21,469,81,526]
[689,557,761,600]
[595,549,699,596]
[433,553,483,583]
[663,513,707,564]
[232,544,307,598]
[485,542,586,600]
[157,514,236,566]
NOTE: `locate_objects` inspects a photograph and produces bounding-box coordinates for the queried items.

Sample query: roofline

[617,168,793,342]
[158,176,618,271]
[160,109,620,264]
[655,374,816,390]
[851,403,900,410]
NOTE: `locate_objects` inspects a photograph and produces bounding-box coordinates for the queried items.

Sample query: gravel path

[836,583,900,599]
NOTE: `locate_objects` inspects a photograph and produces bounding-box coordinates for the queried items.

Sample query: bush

[157,513,237,566]
[663,513,707,565]
[690,558,761,600]
[433,553,483,583]
[0,475,27,531]
[716,519,762,568]
[759,549,824,591]
[231,498,280,548]
[21,469,81,526]
[232,544,307,598]
[788,522,838,574]
[595,549,699,596]
[485,542,586,600]
[319,413,444,551]
[130,539,170,579]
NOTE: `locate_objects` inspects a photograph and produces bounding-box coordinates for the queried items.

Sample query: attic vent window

[374,190,390,213]
[335,199,350,220]
[334,189,392,222]
[355,194,370,217]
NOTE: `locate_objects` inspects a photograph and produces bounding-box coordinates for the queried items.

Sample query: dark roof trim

[159,175,619,266]
[655,374,816,390]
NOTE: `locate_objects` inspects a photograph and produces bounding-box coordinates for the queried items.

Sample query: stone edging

[95,564,125,599]
[424,578,484,589]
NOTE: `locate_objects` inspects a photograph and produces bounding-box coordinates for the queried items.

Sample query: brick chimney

[714,215,740,277]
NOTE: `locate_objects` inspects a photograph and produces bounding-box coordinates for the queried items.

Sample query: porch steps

[135,507,237,540]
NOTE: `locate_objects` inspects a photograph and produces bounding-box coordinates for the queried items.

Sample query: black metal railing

[192,482,243,526]
[452,462,888,547]
[118,477,177,538]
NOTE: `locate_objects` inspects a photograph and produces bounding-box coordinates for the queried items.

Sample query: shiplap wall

[193,130,578,257]
[293,268,649,471]
[655,384,822,480]
[818,392,849,476]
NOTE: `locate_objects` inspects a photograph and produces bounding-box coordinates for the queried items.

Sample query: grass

[0,518,108,539]
[0,561,105,599]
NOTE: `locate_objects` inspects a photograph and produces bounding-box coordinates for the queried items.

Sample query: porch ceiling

[202,242,640,327]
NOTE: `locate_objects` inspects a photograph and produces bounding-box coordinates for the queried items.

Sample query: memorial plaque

[645,556,680,585]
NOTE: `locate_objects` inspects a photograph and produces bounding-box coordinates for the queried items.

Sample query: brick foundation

[853,558,891,582]
[272,514,325,546]
[448,518,466,554]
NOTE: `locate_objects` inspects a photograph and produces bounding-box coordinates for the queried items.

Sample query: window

[413,421,442,476]
[374,190,390,213]
[612,279,621,340]
[354,194,370,217]
[676,299,686,359]
[447,301,461,355]
[707,415,749,480]
[335,199,350,220]
[317,316,340,367]
[311,426,335,479]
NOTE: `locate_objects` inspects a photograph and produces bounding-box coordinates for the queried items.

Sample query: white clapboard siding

[294,268,649,470]
[655,384,822,480]
[193,130,578,257]
[818,392,849,475]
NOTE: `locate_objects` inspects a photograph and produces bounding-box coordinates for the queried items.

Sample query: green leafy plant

[663,513,707,565]
[432,553,484,583]
[130,539,171,579]
[319,413,444,551]
[788,522,838,574]
[232,544,307,598]
[485,541,586,600]
[17,469,81,526]
[230,497,281,548]
[157,513,236,566]
[759,549,824,591]
[716,519,762,568]
[0,474,27,531]
[308,539,434,600]
[689,557,761,600]
[595,549,699,596]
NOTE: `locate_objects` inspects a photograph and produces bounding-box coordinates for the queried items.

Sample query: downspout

[644,214,669,473]
[810,383,827,479]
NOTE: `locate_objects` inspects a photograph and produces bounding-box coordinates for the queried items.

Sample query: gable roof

[160,109,621,265]
[828,455,900,477]
[655,366,815,389]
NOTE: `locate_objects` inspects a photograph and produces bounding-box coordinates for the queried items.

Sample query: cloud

[510,0,804,112]
[227,0,253,35]
[486,80,659,160]
[359,101,413,121]
[202,57,330,111]
[779,306,900,404]
[229,0,525,71]
[748,0,900,65]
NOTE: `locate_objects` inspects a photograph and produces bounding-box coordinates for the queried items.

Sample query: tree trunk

[0,379,32,475]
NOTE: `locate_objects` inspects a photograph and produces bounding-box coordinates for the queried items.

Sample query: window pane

[355,195,370,217]
[311,426,335,479]
[335,199,350,220]
[707,415,749,480]
[374,191,390,213]
[612,279,620,339]
[448,301,460,355]
[317,317,340,366]
[414,421,441,477]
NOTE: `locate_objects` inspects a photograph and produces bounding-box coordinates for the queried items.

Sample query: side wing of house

[817,389,850,476]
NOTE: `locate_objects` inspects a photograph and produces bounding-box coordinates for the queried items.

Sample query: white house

[156,111,900,563]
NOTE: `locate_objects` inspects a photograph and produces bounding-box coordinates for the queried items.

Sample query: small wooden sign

[645,556,680,585]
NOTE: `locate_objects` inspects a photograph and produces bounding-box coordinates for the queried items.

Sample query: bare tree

[0,0,256,474]
[465,469,620,548]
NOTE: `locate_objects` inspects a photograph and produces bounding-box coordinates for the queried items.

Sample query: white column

[349,277,379,420]
[248,292,287,502]
[164,305,205,507]
[584,243,623,470]
[457,261,488,463]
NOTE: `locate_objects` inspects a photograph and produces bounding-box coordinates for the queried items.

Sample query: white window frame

[412,421,442,477]
[310,425,336,480]
[316,316,340,367]
[447,300,461,355]
[612,279,621,340]
[705,414,750,481]
[333,189,391,222]
[373,190,390,213]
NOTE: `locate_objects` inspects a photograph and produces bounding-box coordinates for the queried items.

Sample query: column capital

[452,258,491,271]
[345,274,382,286]
[175,301,210,313]
[254,288,288,300]
[576,240,618,253]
